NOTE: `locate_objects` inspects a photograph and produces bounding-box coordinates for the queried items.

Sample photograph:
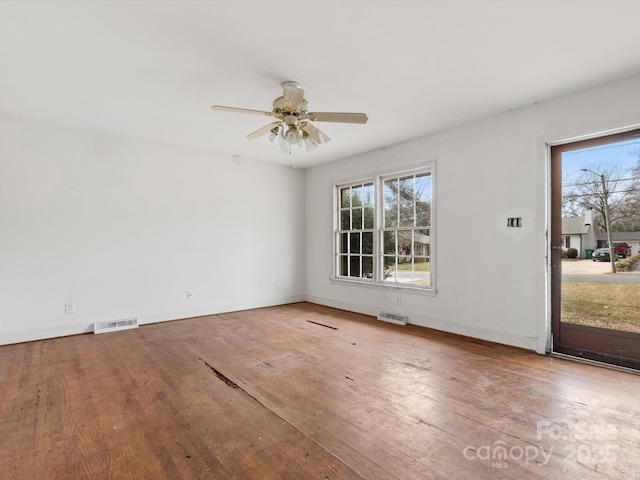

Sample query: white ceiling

[2,1,640,168]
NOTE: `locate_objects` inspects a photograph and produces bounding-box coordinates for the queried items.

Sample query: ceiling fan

[211,81,368,154]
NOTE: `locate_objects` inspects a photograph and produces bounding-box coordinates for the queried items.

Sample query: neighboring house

[596,232,640,256]
[396,230,430,262]
[415,231,430,260]
[561,210,597,258]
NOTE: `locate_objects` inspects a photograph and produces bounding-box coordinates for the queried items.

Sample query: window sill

[329,277,437,296]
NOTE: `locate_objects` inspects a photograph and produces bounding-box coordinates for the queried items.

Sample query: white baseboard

[0,294,305,346]
[1,323,94,345]
[304,294,541,353]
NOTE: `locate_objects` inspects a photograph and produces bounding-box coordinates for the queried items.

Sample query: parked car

[592,248,616,262]
[610,242,632,258]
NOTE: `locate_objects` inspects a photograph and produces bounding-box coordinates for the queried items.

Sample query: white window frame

[332,162,436,294]
[335,180,376,280]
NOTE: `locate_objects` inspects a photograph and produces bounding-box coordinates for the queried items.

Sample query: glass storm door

[551,129,640,369]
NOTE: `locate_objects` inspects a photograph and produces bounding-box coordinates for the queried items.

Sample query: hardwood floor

[1,302,639,479]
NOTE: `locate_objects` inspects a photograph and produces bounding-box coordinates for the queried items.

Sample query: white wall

[0,113,305,344]
[305,74,640,354]
[4,74,640,351]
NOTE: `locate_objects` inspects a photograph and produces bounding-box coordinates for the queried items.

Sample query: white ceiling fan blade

[211,105,273,116]
[301,123,331,144]
[281,81,305,109]
[246,121,281,139]
[307,112,368,124]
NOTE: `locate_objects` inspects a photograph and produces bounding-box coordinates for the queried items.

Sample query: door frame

[549,128,640,370]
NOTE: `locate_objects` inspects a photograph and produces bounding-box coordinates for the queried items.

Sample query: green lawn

[562,281,640,333]
[395,262,430,271]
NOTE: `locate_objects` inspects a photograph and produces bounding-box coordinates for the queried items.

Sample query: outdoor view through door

[551,129,640,369]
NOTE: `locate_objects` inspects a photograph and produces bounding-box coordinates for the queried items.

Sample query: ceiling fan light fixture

[268,126,279,142]
[279,136,292,154]
[303,133,318,152]
[276,125,322,154]
[211,81,367,154]
[283,125,301,142]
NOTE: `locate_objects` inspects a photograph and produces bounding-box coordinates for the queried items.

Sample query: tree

[562,165,640,232]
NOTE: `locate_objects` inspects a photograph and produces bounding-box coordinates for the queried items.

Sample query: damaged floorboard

[1,302,639,479]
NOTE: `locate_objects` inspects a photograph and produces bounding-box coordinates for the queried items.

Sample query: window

[335,167,433,290]
[337,182,375,279]
[382,172,432,287]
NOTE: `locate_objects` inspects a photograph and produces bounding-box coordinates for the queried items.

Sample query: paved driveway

[561,259,640,283]
[561,259,614,275]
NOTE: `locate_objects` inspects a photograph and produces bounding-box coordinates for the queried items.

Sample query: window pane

[399,202,414,227]
[415,229,430,257]
[399,176,414,202]
[339,255,348,276]
[362,256,373,278]
[415,174,431,202]
[352,208,363,230]
[412,257,431,287]
[350,232,360,254]
[341,210,350,230]
[341,187,350,208]
[416,201,431,226]
[340,233,348,254]
[384,204,398,227]
[349,256,360,277]
[363,206,374,229]
[362,232,373,255]
[383,231,396,254]
[384,178,398,204]
[383,256,397,281]
[397,231,412,256]
[362,183,374,205]
[352,185,363,206]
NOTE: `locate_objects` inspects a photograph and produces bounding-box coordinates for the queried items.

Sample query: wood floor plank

[1,302,639,479]
[188,303,640,479]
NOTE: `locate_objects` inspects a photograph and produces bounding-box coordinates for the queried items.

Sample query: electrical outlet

[275,283,280,292]
[65,302,76,314]
[395,295,401,305]
[186,290,194,300]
